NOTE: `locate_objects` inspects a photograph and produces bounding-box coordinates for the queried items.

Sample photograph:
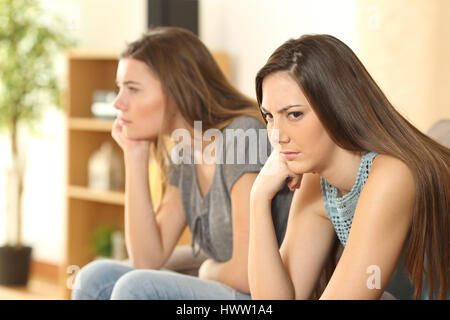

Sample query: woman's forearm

[248,197,295,299]
[124,152,164,269]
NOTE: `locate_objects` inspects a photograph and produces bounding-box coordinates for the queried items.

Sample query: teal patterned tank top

[320,151,378,246]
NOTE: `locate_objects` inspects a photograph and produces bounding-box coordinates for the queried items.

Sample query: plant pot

[0,245,32,286]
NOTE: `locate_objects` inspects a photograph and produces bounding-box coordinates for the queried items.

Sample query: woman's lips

[281,152,300,160]
[118,118,131,125]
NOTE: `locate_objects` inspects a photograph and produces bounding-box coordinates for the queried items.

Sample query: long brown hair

[256,34,450,299]
[120,26,262,203]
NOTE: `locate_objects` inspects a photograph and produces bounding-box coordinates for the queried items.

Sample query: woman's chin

[286,161,307,175]
[124,129,157,141]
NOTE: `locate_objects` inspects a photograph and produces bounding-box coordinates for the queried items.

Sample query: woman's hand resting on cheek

[112,118,151,159]
[250,149,303,202]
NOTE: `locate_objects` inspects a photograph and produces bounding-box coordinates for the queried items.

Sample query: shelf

[68,117,114,132]
[67,185,124,205]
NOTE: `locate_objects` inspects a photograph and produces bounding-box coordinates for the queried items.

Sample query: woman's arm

[247,149,310,299]
[249,172,337,299]
[112,119,187,270]
[320,155,415,299]
[198,172,258,294]
[123,149,187,269]
[248,193,295,299]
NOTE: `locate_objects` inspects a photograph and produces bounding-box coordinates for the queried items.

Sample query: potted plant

[92,226,116,260]
[92,226,127,261]
[0,0,74,285]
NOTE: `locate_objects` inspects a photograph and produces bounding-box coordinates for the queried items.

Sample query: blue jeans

[71,259,252,300]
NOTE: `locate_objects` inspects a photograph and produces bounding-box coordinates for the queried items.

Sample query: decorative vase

[88,142,124,191]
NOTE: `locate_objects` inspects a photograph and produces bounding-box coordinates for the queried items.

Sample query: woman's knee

[71,259,133,300]
[111,269,171,300]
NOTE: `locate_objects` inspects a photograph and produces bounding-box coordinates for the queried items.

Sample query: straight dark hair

[256,34,450,299]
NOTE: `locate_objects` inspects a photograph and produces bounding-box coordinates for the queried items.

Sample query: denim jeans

[71,259,252,300]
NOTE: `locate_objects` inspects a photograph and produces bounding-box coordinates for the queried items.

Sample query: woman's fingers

[287,174,301,191]
[111,119,124,147]
[276,152,303,191]
[112,119,122,136]
[285,164,303,191]
[287,177,295,190]
[256,149,304,197]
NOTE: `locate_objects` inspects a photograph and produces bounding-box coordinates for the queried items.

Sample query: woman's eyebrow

[115,80,142,86]
[260,104,305,113]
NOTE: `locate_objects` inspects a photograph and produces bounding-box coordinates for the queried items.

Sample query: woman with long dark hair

[72,27,291,300]
[249,34,449,300]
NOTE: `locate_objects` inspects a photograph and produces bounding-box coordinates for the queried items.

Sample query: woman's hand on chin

[251,150,303,203]
[112,118,152,158]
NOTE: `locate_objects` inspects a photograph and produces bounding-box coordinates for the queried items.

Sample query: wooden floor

[0,276,64,300]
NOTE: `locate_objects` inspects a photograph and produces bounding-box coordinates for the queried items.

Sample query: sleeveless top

[320,151,378,246]
[169,116,292,262]
[320,151,416,299]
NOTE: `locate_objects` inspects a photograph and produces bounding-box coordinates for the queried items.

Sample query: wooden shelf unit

[61,50,230,299]
[60,52,123,299]
[67,185,125,205]
[68,117,114,132]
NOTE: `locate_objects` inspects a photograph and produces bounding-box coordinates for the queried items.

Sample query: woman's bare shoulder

[370,154,415,186]
[361,153,416,220]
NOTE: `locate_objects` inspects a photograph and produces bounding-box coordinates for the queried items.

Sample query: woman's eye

[128,87,139,93]
[288,111,303,120]
[263,113,273,121]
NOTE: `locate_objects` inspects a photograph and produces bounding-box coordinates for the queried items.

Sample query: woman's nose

[271,121,289,146]
[113,92,127,111]
[278,132,290,144]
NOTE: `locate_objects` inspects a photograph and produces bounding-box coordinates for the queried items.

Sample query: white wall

[356,0,450,132]
[38,0,148,52]
[76,0,148,52]
[200,0,357,98]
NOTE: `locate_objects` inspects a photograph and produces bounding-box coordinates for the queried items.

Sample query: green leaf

[0,0,77,135]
